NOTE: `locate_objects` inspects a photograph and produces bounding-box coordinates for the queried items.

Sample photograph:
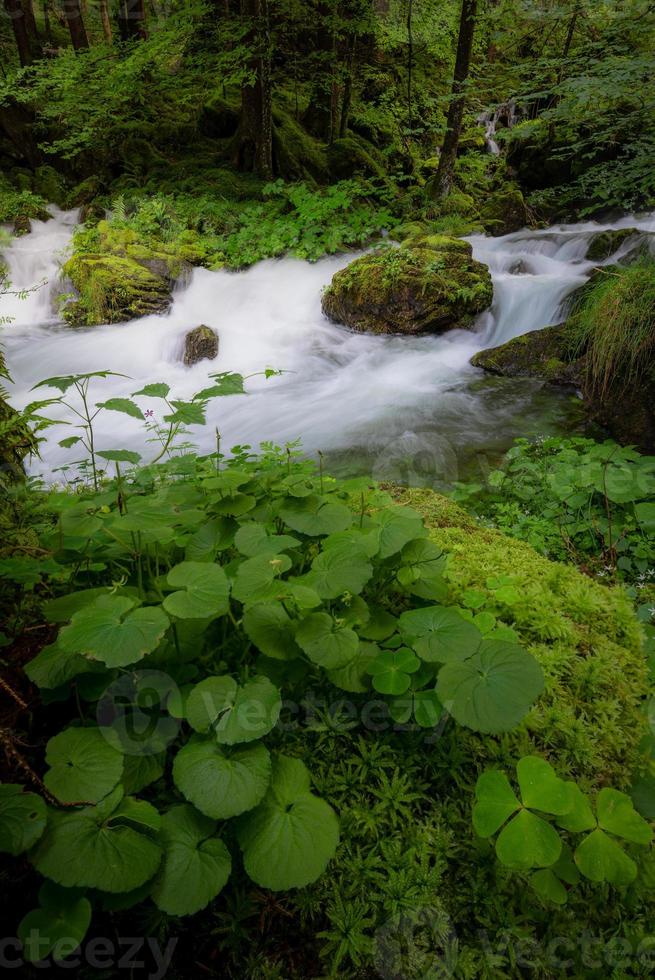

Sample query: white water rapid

[1,207,654,485]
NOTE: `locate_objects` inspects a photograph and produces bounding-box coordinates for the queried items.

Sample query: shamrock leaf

[367,648,420,695]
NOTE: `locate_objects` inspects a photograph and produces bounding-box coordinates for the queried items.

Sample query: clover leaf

[366,647,420,695]
[573,789,653,886]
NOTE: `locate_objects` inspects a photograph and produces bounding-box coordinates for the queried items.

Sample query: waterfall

[1,207,654,484]
[477,101,519,156]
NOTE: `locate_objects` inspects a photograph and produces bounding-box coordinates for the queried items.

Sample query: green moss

[481,185,530,236]
[32,165,68,207]
[322,239,492,335]
[272,108,329,183]
[471,323,583,385]
[586,227,639,261]
[62,253,171,326]
[326,135,386,181]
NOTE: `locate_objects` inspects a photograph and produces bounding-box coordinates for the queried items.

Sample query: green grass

[568,260,655,400]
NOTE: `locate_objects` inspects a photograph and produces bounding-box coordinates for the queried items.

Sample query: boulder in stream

[322,237,493,336]
[585,228,640,262]
[470,324,583,387]
[184,325,219,366]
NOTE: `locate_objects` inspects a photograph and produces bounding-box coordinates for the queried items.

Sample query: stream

[2,207,654,485]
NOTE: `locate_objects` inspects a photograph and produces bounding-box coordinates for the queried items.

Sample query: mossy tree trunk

[433,0,477,199]
[62,0,89,50]
[118,0,147,40]
[233,0,273,178]
[4,0,33,66]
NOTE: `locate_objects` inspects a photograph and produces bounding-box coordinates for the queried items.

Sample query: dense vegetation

[0,1,654,977]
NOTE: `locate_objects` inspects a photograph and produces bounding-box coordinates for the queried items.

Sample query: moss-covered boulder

[62,254,172,326]
[61,219,203,326]
[183,325,219,366]
[326,136,386,181]
[322,239,493,336]
[481,186,530,236]
[471,323,583,386]
[586,227,640,261]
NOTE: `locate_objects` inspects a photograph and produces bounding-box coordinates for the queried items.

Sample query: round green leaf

[232,554,292,605]
[59,596,169,668]
[173,737,271,819]
[373,507,426,559]
[296,612,359,669]
[530,869,567,906]
[517,756,571,815]
[556,782,597,832]
[280,495,352,536]
[43,728,124,804]
[574,828,637,885]
[399,606,481,663]
[186,677,237,733]
[19,883,92,963]
[495,810,562,870]
[234,523,300,557]
[305,542,373,599]
[0,785,47,855]
[150,805,231,916]
[163,562,230,619]
[30,795,162,892]
[472,770,521,838]
[597,787,653,845]
[243,603,302,660]
[436,640,544,733]
[237,756,339,890]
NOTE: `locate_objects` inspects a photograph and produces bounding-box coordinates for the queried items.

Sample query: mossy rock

[471,324,584,386]
[481,185,529,236]
[326,135,386,181]
[272,108,328,183]
[322,239,492,336]
[62,254,171,326]
[32,165,68,207]
[183,325,219,366]
[586,227,639,261]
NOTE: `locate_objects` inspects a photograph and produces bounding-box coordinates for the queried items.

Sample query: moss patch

[586,227,639,261]
[322,238,493,336]
[481,186,530,236]
[471,323,584,385]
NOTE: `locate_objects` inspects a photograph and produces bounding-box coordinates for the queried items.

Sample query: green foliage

[452,436,655,584]
[474,756,653,901]
[567,260,655,400]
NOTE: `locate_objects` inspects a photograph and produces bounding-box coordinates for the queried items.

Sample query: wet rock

[471,324,583,387]
[480,187,530,236]
[184,325,219,366]
[62,254,171,326]
[322,238,493,336]
[12,214,31,236]
[586,228,639,262]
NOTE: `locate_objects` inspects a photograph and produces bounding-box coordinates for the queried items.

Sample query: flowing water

[1,207,654,485]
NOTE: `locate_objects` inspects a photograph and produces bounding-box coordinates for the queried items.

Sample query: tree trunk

[22,0,38,39]
[233,0,273,178]
[118,0,147,40]
[302,2,338,141]
[99,0,112,41]
[4,0,33,66]
[62,0,89,49]
[433,0,477,199]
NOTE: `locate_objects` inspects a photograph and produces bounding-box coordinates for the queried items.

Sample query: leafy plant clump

[0,371,551,964]
[452,436,655,586]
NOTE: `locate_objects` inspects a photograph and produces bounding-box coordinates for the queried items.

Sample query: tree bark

[4,0,33,66]
[99,0,113,42]
[62,0,89,49]
[119,0,147,41]
[433,0,477,199]
[233,0,273,178]
[302,2,338,141]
